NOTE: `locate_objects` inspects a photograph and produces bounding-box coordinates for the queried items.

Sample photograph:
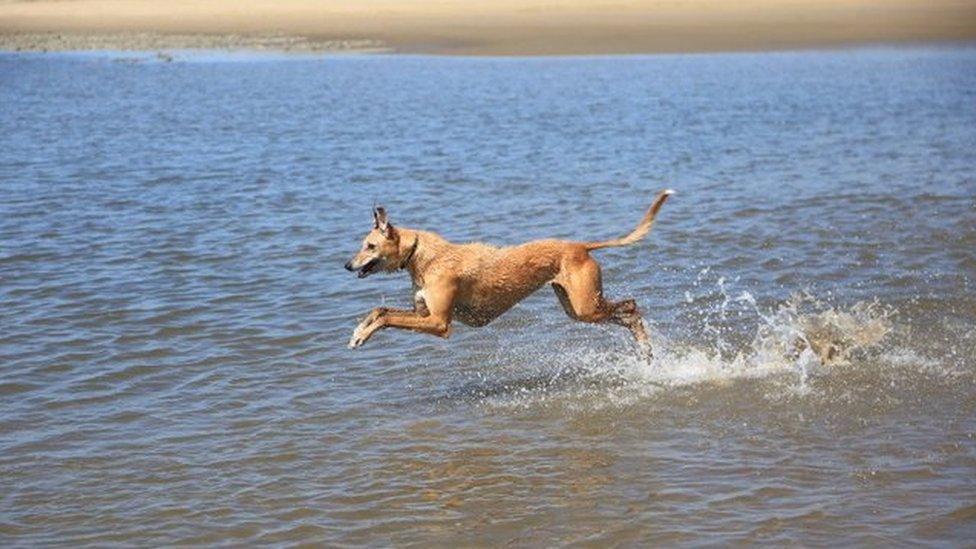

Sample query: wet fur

[345,190,673,355]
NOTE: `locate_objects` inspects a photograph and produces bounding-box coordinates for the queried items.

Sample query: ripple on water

[0,48,974,546]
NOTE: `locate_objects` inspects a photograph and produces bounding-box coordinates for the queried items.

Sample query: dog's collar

[399,236,419,270]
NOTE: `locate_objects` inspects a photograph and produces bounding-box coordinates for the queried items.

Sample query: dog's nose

[344,261,355,271]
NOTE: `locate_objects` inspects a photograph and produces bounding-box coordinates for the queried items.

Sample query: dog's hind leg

[551,255,652,356]
[608,299,651,353]
[551,257,610,323]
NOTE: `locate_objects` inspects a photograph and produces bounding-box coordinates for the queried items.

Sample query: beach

[1,0,975,55]
[3,1,975,545]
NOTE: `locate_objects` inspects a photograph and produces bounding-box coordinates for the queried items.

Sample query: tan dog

[345,189,673,355]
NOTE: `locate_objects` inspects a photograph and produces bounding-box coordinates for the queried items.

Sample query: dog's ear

[373,206,387,230]
[373,206,396,239]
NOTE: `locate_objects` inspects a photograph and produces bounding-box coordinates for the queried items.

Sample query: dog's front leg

[354,289,428,334]
[349,310,450,348]
[375,312,452,338]
[348,280,456,349]
[349,307,412,348]
[353,307,403,333]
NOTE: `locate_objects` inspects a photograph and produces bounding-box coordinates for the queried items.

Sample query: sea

[1,45,974,545]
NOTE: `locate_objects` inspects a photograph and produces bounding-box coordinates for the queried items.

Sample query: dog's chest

[412,286,430,316]
[413,285,488,325]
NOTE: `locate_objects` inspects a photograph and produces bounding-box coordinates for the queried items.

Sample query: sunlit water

[1,47,975,545]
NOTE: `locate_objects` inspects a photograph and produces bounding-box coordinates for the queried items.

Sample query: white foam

[479,288,903,411]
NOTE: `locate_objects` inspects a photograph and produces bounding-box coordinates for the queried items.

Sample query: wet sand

[0,32,386,54]
[1,0,975,55]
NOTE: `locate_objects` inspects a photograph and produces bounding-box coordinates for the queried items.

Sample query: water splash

[636,293,894,390]
[474,282,897,410]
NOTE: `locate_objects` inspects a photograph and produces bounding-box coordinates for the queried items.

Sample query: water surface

[1,47,975,545]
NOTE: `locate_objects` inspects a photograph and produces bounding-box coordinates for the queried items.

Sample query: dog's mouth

[357,258,380,278]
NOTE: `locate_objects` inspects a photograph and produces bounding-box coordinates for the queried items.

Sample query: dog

[345,189,673,355]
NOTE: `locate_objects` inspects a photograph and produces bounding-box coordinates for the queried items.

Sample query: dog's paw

[364,307,386,324]
[349,309,388,349]
[348,331,367,349]
[353,318,371,335]
[636,341,654,363]
[348,322,372,349]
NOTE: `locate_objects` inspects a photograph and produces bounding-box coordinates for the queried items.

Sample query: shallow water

[1,47,975,545]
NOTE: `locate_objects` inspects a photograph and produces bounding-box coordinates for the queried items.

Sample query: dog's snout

[344,261,354,271]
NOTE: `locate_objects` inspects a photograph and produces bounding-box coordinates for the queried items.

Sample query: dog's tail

[584,189,674,251]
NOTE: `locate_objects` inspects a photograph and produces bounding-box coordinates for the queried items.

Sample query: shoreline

[0,32,388,55]
[3,31,975,59]
[2,1,976,57]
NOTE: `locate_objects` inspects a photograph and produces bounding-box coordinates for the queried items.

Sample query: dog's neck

[396,228,422,277]
[397,228,446,283]
[398,233,419,270]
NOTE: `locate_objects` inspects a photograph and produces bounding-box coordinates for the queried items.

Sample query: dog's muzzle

[347,258,379,278]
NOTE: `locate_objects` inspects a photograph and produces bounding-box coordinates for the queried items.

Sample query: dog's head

[345,207,403,278]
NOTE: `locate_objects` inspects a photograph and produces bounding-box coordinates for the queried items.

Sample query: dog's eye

[366,243,376,250]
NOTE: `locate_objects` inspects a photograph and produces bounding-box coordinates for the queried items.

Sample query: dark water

[1,47,975,546]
